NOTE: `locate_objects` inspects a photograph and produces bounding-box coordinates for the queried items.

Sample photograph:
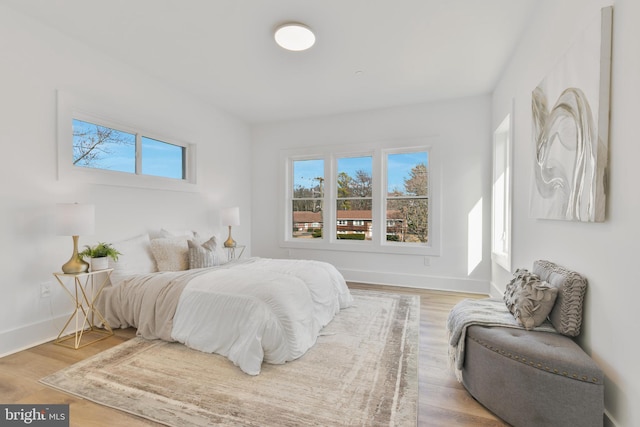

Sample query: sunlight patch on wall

[468,198,483,275]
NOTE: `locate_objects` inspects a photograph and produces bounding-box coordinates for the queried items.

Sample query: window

[282,139,440,255]
[57,91,196,191]
[72,119,186,180]
[385,151,428,244]
[492,114,512,270]
[291,158,324,239]
[336,155,372,241]
[142,136,186,179]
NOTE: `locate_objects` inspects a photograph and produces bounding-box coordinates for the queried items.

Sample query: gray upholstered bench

[456,260,604,427]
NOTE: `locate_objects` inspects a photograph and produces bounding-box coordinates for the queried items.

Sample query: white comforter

[99,258,352,375]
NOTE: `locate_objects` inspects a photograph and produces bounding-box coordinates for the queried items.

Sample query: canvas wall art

[530,6,612,222]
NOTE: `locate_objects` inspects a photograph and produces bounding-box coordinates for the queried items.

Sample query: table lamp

[220,207,240,248]
[56,203,95,274]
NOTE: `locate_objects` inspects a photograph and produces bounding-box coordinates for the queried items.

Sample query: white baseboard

[0,313,71,358]
[341,268,490,295]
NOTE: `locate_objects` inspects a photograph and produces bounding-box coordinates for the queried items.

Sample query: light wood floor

[0,283,509,426]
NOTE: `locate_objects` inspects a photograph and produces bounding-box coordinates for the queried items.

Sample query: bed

[95,231,353,375]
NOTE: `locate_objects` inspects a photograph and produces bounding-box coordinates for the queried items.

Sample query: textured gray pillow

[532,260,588,337]
[187,237,220,269]
[504,269,558,330]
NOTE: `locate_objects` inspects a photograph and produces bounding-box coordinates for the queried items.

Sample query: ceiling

[2,0,537,124]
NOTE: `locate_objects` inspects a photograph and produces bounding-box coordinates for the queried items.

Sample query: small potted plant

[79,242,121,271]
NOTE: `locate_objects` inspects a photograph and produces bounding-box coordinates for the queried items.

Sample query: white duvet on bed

[100,258,352,375]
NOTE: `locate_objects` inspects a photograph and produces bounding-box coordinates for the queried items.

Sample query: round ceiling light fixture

[274,23,315,51]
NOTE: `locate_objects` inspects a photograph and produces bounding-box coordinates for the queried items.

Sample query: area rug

[40,289,419,426]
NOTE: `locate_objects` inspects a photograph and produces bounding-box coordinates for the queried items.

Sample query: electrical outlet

[423,256,431,267]
[40,283,51,298]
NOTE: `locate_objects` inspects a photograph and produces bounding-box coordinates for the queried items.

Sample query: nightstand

[52,269,114,349]
[225,245,246,261]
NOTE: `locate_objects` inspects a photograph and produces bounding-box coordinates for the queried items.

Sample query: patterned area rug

[40,290,419,426]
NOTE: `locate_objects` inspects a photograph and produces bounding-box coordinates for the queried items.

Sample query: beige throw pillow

[150,237,190,271]
[504,269,558,330]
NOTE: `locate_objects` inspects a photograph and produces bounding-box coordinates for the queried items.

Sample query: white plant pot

[90,257,109,271]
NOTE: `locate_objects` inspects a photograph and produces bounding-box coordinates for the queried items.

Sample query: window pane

[336,200,372,241]
[142,136,185,179]
[386,199,428,243]
[292,159,324,239]
[72,119,135,173]
[292,200,323,239]
[293,159,324,198]
[337,156,372,198]
[387,152,428,196]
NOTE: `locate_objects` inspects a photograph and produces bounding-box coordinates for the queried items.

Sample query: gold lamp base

[223,225,236,248]
[61,235,89,274]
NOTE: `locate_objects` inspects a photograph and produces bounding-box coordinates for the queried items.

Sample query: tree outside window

[386,151,429,243]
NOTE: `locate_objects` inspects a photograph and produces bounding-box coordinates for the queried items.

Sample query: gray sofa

[458,260,604,427]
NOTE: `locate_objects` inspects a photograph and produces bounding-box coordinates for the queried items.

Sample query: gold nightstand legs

[53,269,114,349]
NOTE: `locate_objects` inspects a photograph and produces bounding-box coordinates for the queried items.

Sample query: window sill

[280,239,440,256]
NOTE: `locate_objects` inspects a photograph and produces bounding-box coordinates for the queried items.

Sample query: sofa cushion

[504,269,558,330]
[463,325,604,427]
[532,260,587,337]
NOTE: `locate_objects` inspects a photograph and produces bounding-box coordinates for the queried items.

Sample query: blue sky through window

[72,119,184,179]
[387,151,428,193]
[293,152,428,193]
[142,137,184,179]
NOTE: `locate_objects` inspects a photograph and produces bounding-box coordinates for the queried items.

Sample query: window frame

[335,152,375,244]
[280,138,441,256]
[491,113,513,271]
[382,147,430,247]
[57,91,197,191]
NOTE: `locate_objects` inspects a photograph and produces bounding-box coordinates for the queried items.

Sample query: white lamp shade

[56,203,95,236]
[220,207,240,227]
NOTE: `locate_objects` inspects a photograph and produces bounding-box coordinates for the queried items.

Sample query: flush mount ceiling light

[274,23,315,51]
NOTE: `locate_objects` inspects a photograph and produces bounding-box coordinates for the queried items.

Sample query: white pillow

[150,236,190,271]
[158,228,195,239]
[194,232,228,265]
[108,233,157,285]
[188,237,220,269]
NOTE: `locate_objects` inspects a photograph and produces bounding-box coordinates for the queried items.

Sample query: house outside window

[336,155,373,241]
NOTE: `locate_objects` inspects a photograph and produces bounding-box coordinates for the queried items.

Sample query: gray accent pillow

[504,269,558,330]
[532,260,588,337]
[188,237,220,269]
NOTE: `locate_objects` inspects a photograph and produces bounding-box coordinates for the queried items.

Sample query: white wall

[0,4,252,356]
[491,0,637,425]
[251,96,493,293]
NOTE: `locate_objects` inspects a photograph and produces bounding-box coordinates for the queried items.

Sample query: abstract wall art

[530,6,612,222]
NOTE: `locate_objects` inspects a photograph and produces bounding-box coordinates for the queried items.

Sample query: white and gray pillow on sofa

[503,260,588,336]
